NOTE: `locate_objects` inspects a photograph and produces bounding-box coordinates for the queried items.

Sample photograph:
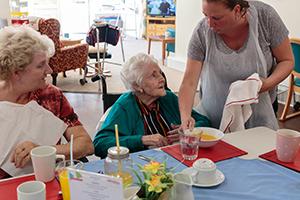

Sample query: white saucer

[181,167,225,187]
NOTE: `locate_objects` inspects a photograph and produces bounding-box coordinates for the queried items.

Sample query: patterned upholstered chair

[38,18,88,85]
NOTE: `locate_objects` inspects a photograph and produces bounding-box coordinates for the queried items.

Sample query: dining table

[1,126,300,200]
[86,126,300,200]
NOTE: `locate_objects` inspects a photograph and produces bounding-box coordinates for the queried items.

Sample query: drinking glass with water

[180,131,199,160]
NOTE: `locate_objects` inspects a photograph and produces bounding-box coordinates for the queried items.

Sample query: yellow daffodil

[143,161,162,174]
[133,159,173,199]
[145,175,168,193]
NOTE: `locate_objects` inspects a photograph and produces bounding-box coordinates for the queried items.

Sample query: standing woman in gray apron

[179,0,294,130]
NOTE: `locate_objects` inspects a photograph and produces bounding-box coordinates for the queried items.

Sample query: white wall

[175,0,202,61]
[263,0,299,37]
[0,0,10,20]
[169,0,300,71]
[168,0,203,71]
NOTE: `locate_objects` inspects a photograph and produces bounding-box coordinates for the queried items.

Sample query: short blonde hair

[121,53,159,92]
[0,26,55,81]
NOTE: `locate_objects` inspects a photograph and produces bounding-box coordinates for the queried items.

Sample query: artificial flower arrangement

[132,160,174,200]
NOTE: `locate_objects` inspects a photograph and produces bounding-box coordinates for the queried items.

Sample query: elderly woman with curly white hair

[0,26,94,179]
[93,53,211,158]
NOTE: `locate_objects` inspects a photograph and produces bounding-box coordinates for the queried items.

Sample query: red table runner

[161,140,247,167]
[259,150,300,172]
[0,174,61,200]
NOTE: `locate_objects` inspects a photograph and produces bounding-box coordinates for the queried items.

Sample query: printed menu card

[68,168,124,200]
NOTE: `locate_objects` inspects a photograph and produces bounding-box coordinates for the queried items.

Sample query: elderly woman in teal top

[93,53,211,158]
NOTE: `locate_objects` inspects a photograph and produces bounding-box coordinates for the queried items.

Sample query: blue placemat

[192,158,300,200]
[83,149,186,182]
[84,150,300,200]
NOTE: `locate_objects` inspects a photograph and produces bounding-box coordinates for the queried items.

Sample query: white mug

[17,181,46,200]
[276,129,300,162]
[31,146,65,182]
[192,158,217,184]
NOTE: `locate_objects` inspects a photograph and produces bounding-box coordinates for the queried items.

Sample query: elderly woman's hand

[11,141,38,168]
[142,134,169,147]
[166,124,180,144]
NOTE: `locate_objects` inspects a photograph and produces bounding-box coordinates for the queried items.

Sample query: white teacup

[17,181,46,200]
[31,146,65,182]
[192,158,217,184]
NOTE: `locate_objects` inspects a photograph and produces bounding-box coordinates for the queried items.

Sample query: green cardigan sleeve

[192,109,211,127]
[93,95,146,158]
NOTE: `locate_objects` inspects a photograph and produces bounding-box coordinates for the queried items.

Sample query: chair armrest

[54,44,88,72]
[61,43,88,52]
[61,39,83,47]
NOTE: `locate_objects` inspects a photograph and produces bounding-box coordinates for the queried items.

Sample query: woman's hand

[142,134,169,147]
[166,124,180,144]
[180,117,195,131]
[10,141,38,168]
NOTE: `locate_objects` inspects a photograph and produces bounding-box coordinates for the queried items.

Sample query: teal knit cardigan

[93,91,211,158]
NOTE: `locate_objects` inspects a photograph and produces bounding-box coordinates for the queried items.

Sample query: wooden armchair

[38,18,88,85]
[280,38,300,121]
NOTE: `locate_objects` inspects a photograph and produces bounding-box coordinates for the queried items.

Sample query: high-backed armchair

[38,18,88,85]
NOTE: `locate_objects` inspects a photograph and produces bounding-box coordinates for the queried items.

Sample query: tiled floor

[64,92,102,139]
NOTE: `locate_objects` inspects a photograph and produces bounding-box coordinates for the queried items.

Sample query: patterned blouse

[136,96,171,137]
[29,84,81,127]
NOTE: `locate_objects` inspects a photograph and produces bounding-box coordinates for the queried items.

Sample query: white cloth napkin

[0,101,67,176]
[219,73,262,133]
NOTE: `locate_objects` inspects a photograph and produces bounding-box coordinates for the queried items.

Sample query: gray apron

[197,6,278,130]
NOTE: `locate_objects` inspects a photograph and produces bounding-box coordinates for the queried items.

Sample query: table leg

[147,38,151,54]
[162,40,166,65]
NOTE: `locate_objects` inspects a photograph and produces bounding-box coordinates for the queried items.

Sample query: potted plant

[132,160,174,200]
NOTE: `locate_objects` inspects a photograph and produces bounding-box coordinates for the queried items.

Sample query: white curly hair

[0,25,54,81]
[120,53,160,92]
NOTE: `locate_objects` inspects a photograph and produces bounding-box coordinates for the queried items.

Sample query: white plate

[181,167,225,187]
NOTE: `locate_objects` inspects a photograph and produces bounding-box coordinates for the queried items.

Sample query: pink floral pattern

[38,18,88,82]
[29,84,82,127]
